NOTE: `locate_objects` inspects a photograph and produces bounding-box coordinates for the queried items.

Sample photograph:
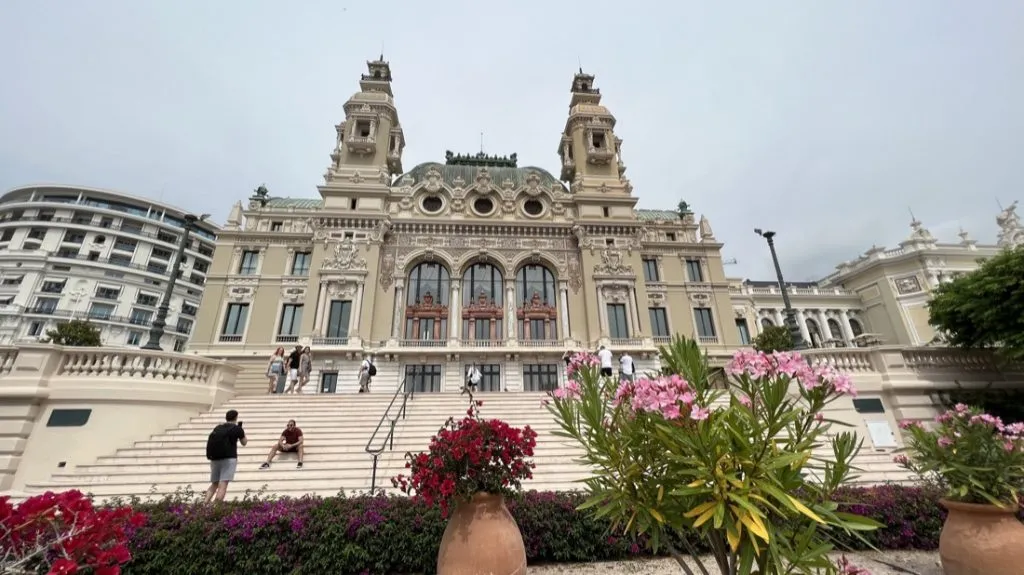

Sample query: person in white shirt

[463,364,482,397]
[597,346,614,377]
[358,355,375,393]
[619,352,635,382]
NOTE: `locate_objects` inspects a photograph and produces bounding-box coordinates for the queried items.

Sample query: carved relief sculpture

[997,200,1022,247]
[595,247,633,276]
[462,290,503,341]
[406,292,449,340]
[517,291,558,341]
[894,275,923,295]
[322,237,367,271]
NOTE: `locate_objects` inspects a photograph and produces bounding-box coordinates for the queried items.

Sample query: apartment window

[325,300,351,339]
[156,231,178,244]
[1,229,14,242]
[88,303,116,320]
[291,252,312,276]
[151,247,173,260]
[648,307,670,338]
[62,231,86,244]
[108,254,131,267]
[523,364,559,392]
[135,292,159,307]
[28,321,44,336]
[192,260,209,274]
[278,304,304,337]
[602,206,610,218]
[72,212,93,225]
[173,339,186,352]
[55,247,79,259]
[147,262,167,275]
[33,298,59,313]
[22,240,41,251]
[87,251,101,261]
[735,318,751,345]
[127,331,143,346]
[28,228,48,240]
[221,303,250,336]
[176,318,193,335]
[120,221,143,234]
[113,238,137,252]
[694,307,717,339]
[95,286,121,300]
[198,244,214,257]
[46,409,92,427]
[0,297,13,305]
[180,302,198,316]
[99,216,114,228]
[666,232,677,241]
[607,303,629,339]
[270,221,283,232]
[685,259,704,282]
[1,276,23,286]
[129,308,153,325]
[38,210,55,221]
[41,280,67,294]
[238,251,259,275]
[642,259,660,282]
[320,372,338,394]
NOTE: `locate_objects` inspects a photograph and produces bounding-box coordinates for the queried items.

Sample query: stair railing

[365,377,413,494]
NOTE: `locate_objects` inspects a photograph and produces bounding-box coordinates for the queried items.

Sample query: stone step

[92,446,584,465]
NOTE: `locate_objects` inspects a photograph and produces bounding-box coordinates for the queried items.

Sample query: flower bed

[111,485,973,574]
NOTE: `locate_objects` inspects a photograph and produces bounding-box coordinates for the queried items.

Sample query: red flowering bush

[1,489,145,575]
[392,400,538,517]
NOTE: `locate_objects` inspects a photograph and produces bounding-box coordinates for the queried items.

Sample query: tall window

[221,303,250,336]
[326,300,352,339]
[320,372,338,394]
[735,318,751,345]
[291,252,311,276]
[850,318,864,337]
[405,262,450,340]
[466,363,502,392]
[694,307,716,339]
[760,317,775,329]
[238,251,259,275]
[685,259,704,282]
[607,303,629,339]
[278,304,304,337]
[406,364,442,393]
[515,264,557,340]
[642,259,660,282]
[523,364,559,392]
[648,307,670,338]
[462,263,503,341]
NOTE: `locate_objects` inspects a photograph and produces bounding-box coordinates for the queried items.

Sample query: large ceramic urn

[939,499,1024,575]
[437,493,528,575]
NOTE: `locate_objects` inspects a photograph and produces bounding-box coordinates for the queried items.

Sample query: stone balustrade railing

[57,349,219,383]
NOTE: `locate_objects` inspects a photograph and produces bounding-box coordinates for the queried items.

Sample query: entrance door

[406,364,442,393]
[465,364,502,392]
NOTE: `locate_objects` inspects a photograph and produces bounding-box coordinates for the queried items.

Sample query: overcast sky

[1,1,1021,281]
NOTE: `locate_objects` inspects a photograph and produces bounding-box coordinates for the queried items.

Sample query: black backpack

[367,361,377,377]
[206,423,234,461]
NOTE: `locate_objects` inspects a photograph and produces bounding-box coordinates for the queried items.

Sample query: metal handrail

[365,377,414,494]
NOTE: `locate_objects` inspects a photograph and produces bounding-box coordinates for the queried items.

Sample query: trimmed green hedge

[121,485,950,575]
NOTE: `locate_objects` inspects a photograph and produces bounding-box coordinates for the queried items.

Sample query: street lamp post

[142,214,207,351]
[754,228,808,350]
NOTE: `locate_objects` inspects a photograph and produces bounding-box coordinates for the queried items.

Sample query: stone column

[350,281,364,338]
[816,310,830,342]
[794,309,812,344]
[627,286,641,338]
[449,282,460,340]
[391,279,405,340]
[314,282,328,335]
[558,281,570,341]
[773,309,784,327]
[597,286,609,338]
[505,280,516,340]
[839,309,855,343]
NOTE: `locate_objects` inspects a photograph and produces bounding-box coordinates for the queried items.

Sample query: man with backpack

[204,409,247,503]
[358,354,376,393]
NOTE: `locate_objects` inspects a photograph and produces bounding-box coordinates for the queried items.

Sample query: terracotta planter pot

[939,498,1024,575]
[437,493,527,575]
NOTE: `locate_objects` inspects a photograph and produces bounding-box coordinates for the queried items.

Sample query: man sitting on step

[259,419,304,469]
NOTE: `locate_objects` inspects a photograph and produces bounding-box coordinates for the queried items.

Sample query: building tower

[320,56,406,211]
[557,70,636,219]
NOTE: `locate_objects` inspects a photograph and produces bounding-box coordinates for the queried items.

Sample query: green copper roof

[400,162,566,191]
[635,209,681,221]
[264,197,324,209]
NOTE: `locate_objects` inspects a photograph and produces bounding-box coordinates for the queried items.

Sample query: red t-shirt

[281,427,303,444]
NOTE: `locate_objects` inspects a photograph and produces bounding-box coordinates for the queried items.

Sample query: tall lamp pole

[142,213,209,351]
[754,228,808,350]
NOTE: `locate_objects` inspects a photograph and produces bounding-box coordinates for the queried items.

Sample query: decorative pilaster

[391,279,405,340]
[350,282,365,340]
[313,282,328,334]
[558,281,570,341]
[839,309,855,343]
[449,283,461,340]
[627,287,641,337]
[773,309,784,327]
[597,287,609,338]
[816,310,830,342]
[504,280,516,341]
[795,309,812,344]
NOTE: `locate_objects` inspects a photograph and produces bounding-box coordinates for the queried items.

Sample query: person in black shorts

[598,345,614,377]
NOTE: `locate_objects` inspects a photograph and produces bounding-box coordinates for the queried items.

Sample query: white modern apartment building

[0,185,220,350]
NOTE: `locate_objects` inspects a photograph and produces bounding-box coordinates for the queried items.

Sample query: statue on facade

[997,200,1022,247]
[699,215,715,240]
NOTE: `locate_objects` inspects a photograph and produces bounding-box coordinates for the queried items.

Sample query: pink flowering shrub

[897,403,1024,507]
[546,335,879,575]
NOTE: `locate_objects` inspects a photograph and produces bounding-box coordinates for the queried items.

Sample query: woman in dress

[294,346,313,394]
[267,347,286,394]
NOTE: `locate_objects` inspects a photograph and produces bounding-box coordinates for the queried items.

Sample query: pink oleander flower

[726,349,857,397]
[566,352,600,380]
[552,380,581,400]
[893,454,910,466]
[938,436,954,448]
[969,413,1005,431]
[615,374,696,421]
[954,402,969,414]
[737,394,752,407]
[690,406,710,421]
[836,555,871,575]
[1004,440,1015,452]
[898,420,923,430]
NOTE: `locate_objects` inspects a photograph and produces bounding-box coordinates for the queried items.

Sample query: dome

[397,152,567,193]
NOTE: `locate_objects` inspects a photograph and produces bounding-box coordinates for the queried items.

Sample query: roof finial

[997,197,1004,210]
[908,206,917,223]
[577,55,583,74]
[480,131,484,154]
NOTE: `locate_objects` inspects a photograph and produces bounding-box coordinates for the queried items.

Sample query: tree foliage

[752,324,793,353]
[927,246,1024,362]
[43,319,102,347]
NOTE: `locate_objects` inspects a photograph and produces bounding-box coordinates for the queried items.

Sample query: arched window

[515,265,557,340]
[462,263,503,341]
[806,318,823,348]
[827,318,845,341]
[760,318,775,329]
[849,318,864,337]
[405,262,451,340]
